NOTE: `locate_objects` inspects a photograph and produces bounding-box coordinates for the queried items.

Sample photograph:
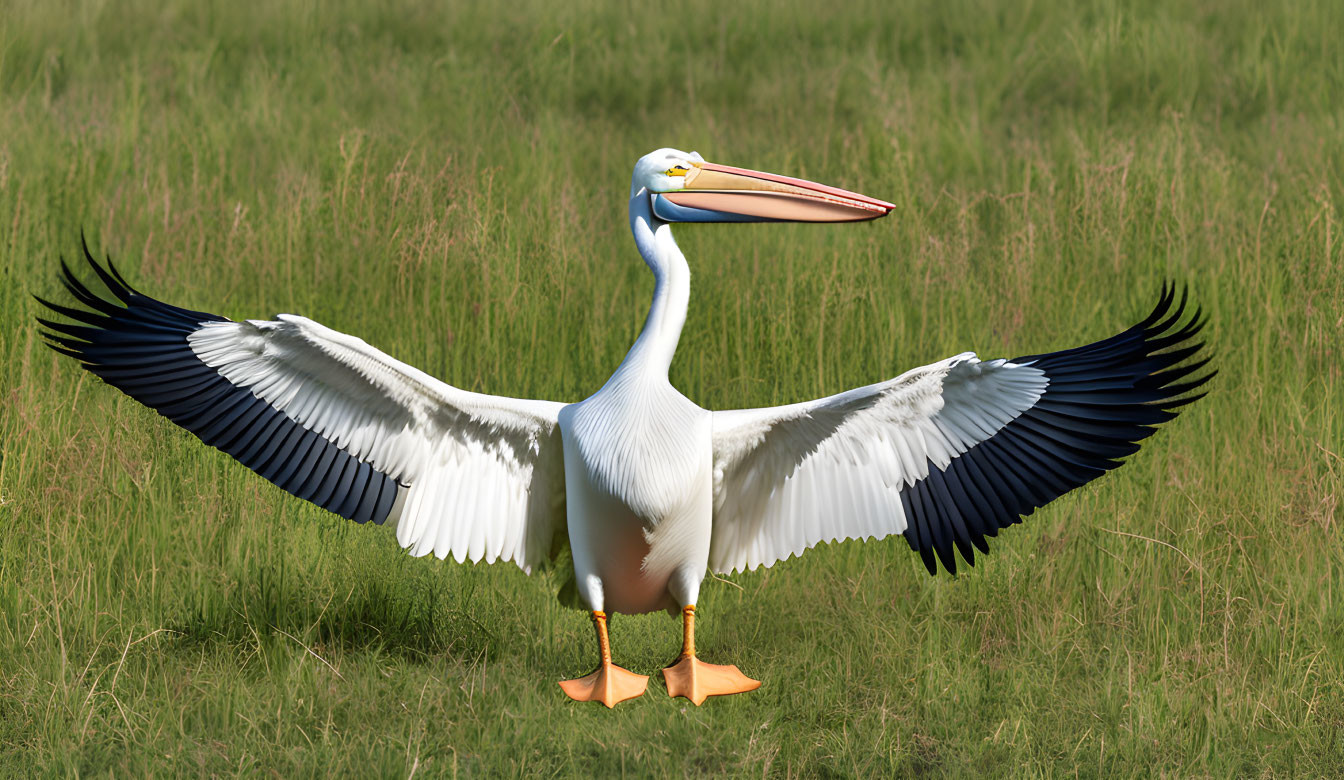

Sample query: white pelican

[37,148,1213,708]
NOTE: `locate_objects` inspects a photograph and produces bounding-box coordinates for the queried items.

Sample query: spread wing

[710,286,1212,575]
[36,242,566,573]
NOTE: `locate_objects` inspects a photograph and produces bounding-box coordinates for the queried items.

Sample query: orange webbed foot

[559,663,649,708]
[661,654,761,705]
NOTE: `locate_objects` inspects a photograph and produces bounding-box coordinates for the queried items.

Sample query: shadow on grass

[167,559,496,663]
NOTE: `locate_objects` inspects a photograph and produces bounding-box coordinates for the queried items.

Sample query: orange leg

[558,611,648,708]
[661,605,760,705]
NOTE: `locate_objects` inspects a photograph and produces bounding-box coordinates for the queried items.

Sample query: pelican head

[631,147,894,224]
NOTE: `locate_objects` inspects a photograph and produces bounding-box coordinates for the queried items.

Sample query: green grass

[1,0,1341,775]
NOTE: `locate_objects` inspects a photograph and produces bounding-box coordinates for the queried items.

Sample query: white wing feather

[709,353,1046,573]
[188,314,566,572]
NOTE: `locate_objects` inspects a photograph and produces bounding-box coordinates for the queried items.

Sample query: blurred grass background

[1,0,1340,775]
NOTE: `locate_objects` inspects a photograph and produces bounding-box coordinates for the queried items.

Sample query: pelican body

[37,149,1212,708]
[561,151,894,620]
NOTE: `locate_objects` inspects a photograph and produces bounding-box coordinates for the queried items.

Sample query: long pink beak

[657,161,894,223]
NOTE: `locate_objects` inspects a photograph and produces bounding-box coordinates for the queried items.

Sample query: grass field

[1,0,1341,775]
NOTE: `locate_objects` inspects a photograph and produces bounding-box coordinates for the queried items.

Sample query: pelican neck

[616,193,690,383]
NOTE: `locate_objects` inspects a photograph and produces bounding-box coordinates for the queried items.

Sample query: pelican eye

[663,164,691,177]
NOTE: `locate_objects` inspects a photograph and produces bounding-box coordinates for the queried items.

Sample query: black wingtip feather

[38,236,405,530]
[104,253,140,293]
[79,235,135,305]
[58,257,126,318]
[909,284,1213,575]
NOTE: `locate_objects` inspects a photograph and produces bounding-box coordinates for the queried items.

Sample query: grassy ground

[1,0,1340,775]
